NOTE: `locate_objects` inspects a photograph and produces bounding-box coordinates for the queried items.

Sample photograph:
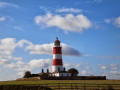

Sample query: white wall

[52,73,71,77]
[52,66,63,72]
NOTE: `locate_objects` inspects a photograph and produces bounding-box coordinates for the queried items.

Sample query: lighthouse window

[55,42,60,46]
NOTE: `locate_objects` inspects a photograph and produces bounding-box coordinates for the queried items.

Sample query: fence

[40,83,120,90]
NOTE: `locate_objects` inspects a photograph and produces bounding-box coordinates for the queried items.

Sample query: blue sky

[0,0,120,81]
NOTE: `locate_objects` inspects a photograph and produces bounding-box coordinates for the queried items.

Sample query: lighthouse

[52,37,71,77]
[52,37,63,73]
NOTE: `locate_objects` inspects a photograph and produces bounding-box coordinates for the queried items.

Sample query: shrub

[23,71,31,78]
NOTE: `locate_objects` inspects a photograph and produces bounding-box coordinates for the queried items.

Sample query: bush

[68,68,79,77]
[23,71,31,78]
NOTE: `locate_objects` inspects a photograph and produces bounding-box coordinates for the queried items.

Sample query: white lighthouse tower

[52,37,71,77]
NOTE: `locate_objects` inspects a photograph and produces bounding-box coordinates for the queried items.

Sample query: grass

[0,80,120,90]
[0,80,120,85]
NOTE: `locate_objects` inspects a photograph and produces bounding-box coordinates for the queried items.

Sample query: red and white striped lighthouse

[52,37,63,73]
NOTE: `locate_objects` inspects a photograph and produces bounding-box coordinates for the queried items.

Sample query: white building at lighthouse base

[52,72,71,77]
[51,67,71,77]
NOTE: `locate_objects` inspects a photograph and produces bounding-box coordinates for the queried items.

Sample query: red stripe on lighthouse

[53,59,63,65]
[53,47,62,54]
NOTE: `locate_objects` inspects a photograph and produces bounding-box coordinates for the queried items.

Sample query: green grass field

[0,80,120,85]
[0,80,120,90]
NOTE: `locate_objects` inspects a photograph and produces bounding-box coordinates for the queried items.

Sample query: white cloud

[99,70,120,80]
[64,63,91,75]
[0,16,14,22]
[26,43,81,56]
[0,68,2,71]
[110,64,120,70]
[96,55,120,60]
[2,59,52,79]
[29,59,52,68]
[81,70,87,75]
[0,2,19,8]
[0,16,5,21]
[16,59,51,77]
[34,13,92,33]
[39,6,50,12]
[104,19,111,24]
[93,0,103,3]
[87,0,103,4]
[16,39,32,47]
[0,38,23,67]
[62,43,81,56]
[64,63,73,67]
[106,71,120,79]
[98,64,120,79]
[98,64,108,69]
[114,17,120,28]
[104,16,120,28]
[14,26,23,31]
[110,71,120,76]
[3,61,32,79]
[39,6,83,14]
[0,58,10,65]
[12,57,22,61]
[86,66,90,70]
[26,43,53,55]
[4,62,18,69]
[64,62,82,68]
[56,8,83,13]
[0,38,16,56]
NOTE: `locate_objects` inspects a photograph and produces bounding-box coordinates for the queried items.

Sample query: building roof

[55,37,60,42]
[53,71,71,74]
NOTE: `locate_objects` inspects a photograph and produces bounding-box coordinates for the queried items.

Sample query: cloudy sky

[0,0,120,81]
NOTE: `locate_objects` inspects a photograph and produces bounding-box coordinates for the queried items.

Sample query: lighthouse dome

[54,37,60,47]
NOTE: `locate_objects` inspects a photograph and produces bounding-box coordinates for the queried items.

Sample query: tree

[23,71,31,78]
[67,68,79,77]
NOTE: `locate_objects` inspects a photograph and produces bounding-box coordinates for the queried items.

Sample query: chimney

[63,67,65,72]
[42,68,44,73]
[58,67,60,72]
[47,69,49,73]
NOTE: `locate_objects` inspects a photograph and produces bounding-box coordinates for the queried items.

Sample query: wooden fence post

[46,84,47,87]
[110,84,113,90]
[71,83,72,90]
[76,83,78,90]
[97,84,99,90]
[59,83,60,90]
[84,84,86,90]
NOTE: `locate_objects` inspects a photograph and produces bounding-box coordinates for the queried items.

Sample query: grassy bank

[0,80,120,85]
[0,80,120,90]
